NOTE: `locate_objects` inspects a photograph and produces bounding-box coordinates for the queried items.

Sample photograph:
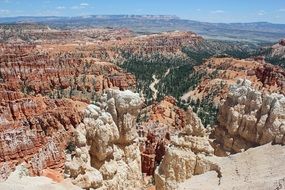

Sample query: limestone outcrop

[213,79,285,156]
[154,108,217,190]
[64,89,143,189]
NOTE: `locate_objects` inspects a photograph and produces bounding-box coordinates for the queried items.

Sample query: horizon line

[0,14,285,25]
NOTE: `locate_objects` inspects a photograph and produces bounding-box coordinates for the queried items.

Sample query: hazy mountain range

[1,15,285,42]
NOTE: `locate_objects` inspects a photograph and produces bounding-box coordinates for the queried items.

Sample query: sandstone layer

[0,93,83,180]
[182,57,285,104]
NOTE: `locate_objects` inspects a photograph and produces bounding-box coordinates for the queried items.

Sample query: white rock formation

[155,108,217,190]
[64,89,143,190]
[213,79,285,156]
[155,79,285,190]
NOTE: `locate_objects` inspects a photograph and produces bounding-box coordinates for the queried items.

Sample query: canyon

[0,24,284,190]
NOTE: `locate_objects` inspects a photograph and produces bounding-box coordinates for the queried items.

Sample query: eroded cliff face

[0,44,136,102]
[0,93,84,180]
[213,79,285,156]
[272,39,285,58]
[64,89,144,189]
[0,42,137,182]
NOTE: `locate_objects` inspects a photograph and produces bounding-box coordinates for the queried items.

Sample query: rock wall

[64,89,143,189]
[213,79,285,156]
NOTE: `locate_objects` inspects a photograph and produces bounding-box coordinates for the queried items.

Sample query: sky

[0,0,285,23]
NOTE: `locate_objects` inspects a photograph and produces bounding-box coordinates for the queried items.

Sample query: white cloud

[257,10,266,16]
[56,6,65,10]
[80,3,89,6]
[196,9,201,12]
[211,10,225,14]
[71,3,89,10]
[0,9,10,14]
[278,8,285,12]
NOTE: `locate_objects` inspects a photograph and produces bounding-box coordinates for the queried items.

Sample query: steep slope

[0,44,136,102]
[0,32,137,181]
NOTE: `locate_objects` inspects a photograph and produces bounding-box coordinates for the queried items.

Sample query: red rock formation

[0,94,84,180]
[141,132,169,176]
[0,43,137,180]
[254,56,265,64]
[255,64,285,90]
[0,44,136,102]
[41,168,64,183]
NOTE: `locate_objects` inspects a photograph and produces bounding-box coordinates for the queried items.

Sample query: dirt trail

[149,69,170,100]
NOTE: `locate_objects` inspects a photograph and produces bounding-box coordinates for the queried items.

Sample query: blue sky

[0,0,285,23]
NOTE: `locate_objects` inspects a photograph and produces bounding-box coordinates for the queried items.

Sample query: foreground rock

[155,79,285,189]
[0,165,80,190]
[178,144,285,190]
[64,89,143,189]
[154,108,218,190]
[213,79,285,156]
